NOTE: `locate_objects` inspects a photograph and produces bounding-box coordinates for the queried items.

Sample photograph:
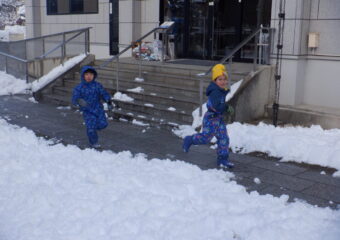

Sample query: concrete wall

[271,0,340,110]
[25,0,160,59]
[230,66,275,123]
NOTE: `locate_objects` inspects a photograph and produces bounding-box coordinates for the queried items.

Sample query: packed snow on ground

[0,71,28,95]
[31,54,86,92]
[229,122,340,176]
[113,92,134,102]
[0,118,339,240]
[175,121,340,177]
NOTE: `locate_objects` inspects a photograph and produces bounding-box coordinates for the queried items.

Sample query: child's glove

[225,105,234,116]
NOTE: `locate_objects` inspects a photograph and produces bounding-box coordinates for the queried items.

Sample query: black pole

[273,0,285,127]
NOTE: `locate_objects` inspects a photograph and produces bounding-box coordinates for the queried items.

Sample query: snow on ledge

[31,54,87,92]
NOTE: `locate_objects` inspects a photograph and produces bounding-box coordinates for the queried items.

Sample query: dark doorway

[109,0,119,55]
[162,0,272,61]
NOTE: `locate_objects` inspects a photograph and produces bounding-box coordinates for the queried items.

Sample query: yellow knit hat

[211,64,228,81]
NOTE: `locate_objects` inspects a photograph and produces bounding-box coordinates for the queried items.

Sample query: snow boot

[182,136,193,153]
[217,155,234,169]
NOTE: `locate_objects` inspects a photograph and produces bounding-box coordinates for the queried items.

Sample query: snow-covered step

[112,98,192,125]
[52,82,200,112]
[112,108,181,130]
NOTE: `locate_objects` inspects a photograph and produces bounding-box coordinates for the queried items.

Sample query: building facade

[25,0,340,120]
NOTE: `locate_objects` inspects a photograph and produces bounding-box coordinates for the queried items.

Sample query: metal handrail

[36,29,88,60]
[196,26,273,116]
[7,27,92,43]
[0,51,27,62]
[99,27,162,69]
[197,27,264,77]
[99,26,171,93]
[0,28,91,83]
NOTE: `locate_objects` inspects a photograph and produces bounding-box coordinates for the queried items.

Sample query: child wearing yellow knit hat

[182,63,234,168]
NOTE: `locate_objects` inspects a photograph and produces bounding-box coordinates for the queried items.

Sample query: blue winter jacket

[206,82,230,114]
[72,66,111,117]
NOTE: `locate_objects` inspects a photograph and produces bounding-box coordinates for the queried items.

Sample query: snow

[0,25,26,41]
[0,71,28,95]
[113,92,134,102]
[28,97,38,103]
[31,54,86,92]
[127,86,144,93]
[229,122,340,177]
[0,118,339,240]
[144,103,154,107]
[132,119,150,127]
[226,79,243,102]
[17,5,25,15]
[56,106,71,110]
[254,178,261,184]
[134,77,144,82]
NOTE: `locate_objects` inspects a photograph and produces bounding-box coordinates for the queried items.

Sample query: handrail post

[228,56,233,83]
[259,27,264,65]
[42,37,45,56]
[116,57,119,92]
[138,40,142,78]
[61,32,66,65]
[161,33,165,62]
[253,33,259,71]
[5,56,8,74]
[199,76,203,117]
[85,29,90,54]
[26,63,29,84]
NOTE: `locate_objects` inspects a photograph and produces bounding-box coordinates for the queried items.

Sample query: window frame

[46,0,99,15]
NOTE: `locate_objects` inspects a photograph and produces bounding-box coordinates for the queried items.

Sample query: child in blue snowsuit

[72,66,113,148]
[182,64,234,168]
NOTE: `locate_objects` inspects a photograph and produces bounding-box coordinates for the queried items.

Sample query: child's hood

[80,65,98,83]
[206,82,229,96]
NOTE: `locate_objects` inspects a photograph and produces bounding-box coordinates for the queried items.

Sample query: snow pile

[0,118,339,240]
[0,71,28,95]
[0,25,25,41]
[229,122,340,176]
[0,0,25,37]
[31,54,86,92]
[113,92,134,102]
[132,119,150,127]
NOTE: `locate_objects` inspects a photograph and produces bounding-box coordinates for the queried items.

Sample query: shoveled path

[1,95,339,209]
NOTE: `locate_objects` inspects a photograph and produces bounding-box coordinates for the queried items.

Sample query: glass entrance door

[187,0,210,58]
[162,0,272,61]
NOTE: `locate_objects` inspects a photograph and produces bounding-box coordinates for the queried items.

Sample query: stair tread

[112,108,182,127]
[52,85,202,105]
[112,98,193,116]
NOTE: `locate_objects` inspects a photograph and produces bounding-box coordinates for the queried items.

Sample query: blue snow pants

[192,111,229,157]
[83,110,108,145]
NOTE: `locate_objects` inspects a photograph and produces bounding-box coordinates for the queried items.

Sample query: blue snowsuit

[72,66,111,145]
[192,82,230,159]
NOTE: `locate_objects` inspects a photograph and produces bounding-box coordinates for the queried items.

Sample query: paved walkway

[1,95,340,209]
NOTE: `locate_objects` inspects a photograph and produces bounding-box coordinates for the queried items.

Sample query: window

[47,0,98,15]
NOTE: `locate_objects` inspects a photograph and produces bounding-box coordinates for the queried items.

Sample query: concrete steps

[40,57,252,129]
